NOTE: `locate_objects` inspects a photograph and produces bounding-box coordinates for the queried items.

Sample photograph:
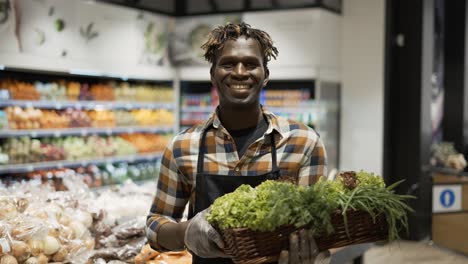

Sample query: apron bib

[189,128,280,264]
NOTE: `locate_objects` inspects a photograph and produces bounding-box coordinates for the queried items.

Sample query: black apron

[188,127,281,264]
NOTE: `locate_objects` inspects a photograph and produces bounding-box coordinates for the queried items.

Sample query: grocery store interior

[1,0,468,263]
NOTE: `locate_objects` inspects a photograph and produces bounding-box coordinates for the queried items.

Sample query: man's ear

[263,67,270,87]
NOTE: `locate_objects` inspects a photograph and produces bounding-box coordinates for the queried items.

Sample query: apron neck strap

[197,128,209,174]
[197,128,279,174]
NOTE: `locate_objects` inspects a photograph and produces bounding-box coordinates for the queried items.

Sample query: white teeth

[231,85,249,89]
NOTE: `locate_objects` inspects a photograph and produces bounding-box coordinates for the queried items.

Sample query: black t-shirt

[228,117,268,158]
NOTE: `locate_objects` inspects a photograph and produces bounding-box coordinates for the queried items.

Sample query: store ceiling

[94,0,341,16]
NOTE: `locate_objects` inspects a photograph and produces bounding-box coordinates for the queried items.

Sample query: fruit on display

[88,110,116,128]
[131,109,175,127]
[108,83,174,102]
[39,142,67,162]
[112,137,138,156]
[0,159,160,189]
[132,109,157,126]
[261,89,311,107]
[89,84,115,101]
[3,137,42,164]
[0,78,173,103]
[154,109,174,126]
[114,110,137,127]
[114,84,173,103]
[1,80,40,100]
[61,137,94,160]
[1,135,170,165]
[39,110,69,129]
[66,82,81,101]
[4,107,174,130]
[0,146,9,165]
[62,108,92,127]
[119,133,170,153]
[78,84,94,101]
[5,107,42,130]
[34,81,67,101]
[0,110,7,129]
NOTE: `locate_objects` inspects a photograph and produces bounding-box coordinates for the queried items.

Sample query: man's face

[211,36,269,109]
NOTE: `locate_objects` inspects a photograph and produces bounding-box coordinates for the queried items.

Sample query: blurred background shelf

[0,152,163,174]
[0,126,174,138]
[0,100,175,110]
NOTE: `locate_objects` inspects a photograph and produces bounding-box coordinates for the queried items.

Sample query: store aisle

[363,240,468,264]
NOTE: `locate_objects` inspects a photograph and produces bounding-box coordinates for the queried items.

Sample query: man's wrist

[158,221,189,251]
[177,221,190,248]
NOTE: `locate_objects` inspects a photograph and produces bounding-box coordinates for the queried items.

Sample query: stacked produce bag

[0,182,97,263]
[0,178,190,264]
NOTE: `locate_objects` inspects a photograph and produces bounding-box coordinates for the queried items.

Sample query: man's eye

[221,63,233,69]
[246,64,257,69]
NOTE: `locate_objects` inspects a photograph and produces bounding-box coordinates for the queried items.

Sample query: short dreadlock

[201,22,279,68]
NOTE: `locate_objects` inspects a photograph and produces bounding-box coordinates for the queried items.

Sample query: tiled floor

[363,241,468,264]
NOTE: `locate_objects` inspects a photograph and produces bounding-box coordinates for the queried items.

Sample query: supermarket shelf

[0,126,174,138]
[181,106,214,112]
[180,106,318,114]
[91,179,155,193]
[0,152,163,174]
[0,100,175,110]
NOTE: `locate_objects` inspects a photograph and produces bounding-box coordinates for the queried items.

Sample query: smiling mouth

[229,84,250,89]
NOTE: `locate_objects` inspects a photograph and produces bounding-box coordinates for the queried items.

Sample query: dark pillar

[443,0,468,155]
[384,0,433,240]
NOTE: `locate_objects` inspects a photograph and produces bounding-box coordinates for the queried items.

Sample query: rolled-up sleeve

[146,142,192,251]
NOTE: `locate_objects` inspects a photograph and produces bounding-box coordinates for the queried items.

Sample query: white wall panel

[0,0,174,79]
[340,0,385,174]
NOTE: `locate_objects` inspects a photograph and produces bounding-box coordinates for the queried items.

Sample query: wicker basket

[221,210,388,264]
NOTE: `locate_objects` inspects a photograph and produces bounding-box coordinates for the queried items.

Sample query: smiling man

[146,23,328,264]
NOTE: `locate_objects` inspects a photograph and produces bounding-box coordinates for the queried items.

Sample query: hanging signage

[433,185,462,213]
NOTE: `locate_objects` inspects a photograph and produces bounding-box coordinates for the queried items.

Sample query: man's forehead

[217,36,263,58]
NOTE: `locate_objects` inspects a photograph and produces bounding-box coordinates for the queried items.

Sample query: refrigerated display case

[0,67,175,187]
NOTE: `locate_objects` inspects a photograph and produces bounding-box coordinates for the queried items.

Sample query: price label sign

[433,185,462,213]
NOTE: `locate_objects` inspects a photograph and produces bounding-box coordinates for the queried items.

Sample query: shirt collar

[203,105,284,139]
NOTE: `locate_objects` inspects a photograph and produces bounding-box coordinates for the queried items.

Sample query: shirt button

[235,167,240,172]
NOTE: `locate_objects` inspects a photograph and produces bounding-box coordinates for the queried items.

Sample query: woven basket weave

[221,210,388,264]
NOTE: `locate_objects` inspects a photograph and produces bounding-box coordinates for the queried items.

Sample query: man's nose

[233,63,248,77]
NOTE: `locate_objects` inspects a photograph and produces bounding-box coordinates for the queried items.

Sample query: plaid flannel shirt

[146,107,327,250]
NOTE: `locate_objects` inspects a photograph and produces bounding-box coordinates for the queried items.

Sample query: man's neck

[218,104,263,132]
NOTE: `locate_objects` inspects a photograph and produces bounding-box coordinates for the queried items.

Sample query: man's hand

[184,208,230,258]
[278,229,331,264]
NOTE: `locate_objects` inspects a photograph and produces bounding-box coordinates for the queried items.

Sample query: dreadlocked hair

[201,22,279,67]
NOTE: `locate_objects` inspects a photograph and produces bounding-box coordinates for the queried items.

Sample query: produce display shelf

[180,105,318,114]
[91,179,154,193]
[0,152,163,174]
[0,100,175,110]
[181,106,215,112]
[0,126,174,138]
